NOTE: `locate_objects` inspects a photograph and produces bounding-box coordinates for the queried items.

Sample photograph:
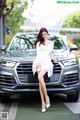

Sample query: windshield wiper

[16,36,34,49]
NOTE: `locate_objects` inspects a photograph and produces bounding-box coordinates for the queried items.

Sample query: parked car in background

[0,32,80,102]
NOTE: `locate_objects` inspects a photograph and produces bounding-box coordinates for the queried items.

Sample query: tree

[6,0,28,46]
[0,0,28,46]
[0,0,6,17]
[0,0,14,44]
[63,11,80,28]
[63,11,80,49]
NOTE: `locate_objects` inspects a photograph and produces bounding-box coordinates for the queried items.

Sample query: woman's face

[41,31,48,40]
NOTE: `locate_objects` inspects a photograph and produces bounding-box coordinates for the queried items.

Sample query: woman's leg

[37,69,50,109]
[39,83,45,110]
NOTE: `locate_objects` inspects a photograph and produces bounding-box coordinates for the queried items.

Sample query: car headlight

[0,61,16,67]
[62,59,77,66]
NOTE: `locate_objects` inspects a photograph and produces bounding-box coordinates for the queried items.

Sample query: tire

[67,91,79,102]
[0,94,11,103]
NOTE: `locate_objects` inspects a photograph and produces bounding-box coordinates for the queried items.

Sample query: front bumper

[0,62,80,95]
[0,83,79,95]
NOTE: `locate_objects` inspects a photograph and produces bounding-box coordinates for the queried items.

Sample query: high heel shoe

[41,108,46,113]
[46,103,50,108]
[46,97,50,108]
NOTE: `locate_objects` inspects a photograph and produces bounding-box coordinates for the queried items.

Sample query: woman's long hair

[34,28,48,47]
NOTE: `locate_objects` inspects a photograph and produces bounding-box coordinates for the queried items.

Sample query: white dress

[32,41,54,77]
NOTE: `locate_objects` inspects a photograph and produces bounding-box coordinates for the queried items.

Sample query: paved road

[0,92,80,120]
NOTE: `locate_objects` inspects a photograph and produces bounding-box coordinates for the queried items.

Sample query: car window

[49,36,66,50]
[9,34,66,51]
[9,36,35,51]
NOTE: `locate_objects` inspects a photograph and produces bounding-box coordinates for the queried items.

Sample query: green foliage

[63,11,80,28]
[6,0,28,47]
[63,11,80,49]
[74,39,80,49]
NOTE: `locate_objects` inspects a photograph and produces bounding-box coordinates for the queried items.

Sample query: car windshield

[9,33,67,51]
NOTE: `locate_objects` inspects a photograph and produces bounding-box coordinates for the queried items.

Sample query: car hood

[0,49,76,62]
[54,50,76,61]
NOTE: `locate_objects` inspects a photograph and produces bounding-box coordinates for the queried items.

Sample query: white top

[32,41,54,77]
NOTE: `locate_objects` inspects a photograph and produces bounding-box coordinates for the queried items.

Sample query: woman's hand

[50,51,56,63]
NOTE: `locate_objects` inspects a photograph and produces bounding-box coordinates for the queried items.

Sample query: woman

[32,28,54,112]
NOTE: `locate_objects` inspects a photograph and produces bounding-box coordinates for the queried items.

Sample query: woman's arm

[51,41,54,51]
[36,42,40,56]
[50,41,56,63]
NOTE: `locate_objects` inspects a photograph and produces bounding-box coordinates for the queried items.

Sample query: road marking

[0,103,4,113]
[0,103,4,119]
[64,102,80,114]
[8,102,18,120]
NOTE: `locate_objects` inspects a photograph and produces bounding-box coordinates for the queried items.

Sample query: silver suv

[0,32,80,102]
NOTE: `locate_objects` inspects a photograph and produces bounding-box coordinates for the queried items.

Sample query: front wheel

[67,91,79,102]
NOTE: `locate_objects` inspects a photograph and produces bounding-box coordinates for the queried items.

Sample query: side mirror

[0,45,6,52]
[70,44,78,52]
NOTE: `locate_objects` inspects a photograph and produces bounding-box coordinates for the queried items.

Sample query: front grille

[17,63,38,83]
[17,62,62,83]
[53,63,61,74]
[50,63,61,82]
[0,74,16,87]
[17,63,33,74]
[62,73,79,86]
